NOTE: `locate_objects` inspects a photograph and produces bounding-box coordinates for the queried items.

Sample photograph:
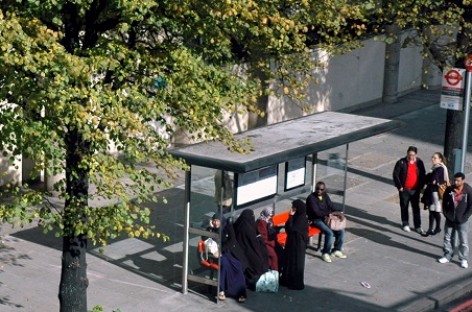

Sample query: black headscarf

[211,212,226,228]
[290,199,308,241]
[281,199,308,290]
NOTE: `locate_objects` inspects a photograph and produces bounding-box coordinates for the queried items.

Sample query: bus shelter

[169,111,402,297]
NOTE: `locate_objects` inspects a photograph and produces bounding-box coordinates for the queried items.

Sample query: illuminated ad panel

[236,165,278,206]
[285,157,306,191]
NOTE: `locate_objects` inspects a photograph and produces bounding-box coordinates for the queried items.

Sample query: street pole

[461,55,472,173]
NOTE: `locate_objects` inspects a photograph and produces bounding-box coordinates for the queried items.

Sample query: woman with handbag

[306,181,347,263]
[421,152,449,237]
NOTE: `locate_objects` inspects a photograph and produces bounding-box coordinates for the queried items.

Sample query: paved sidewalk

[2,88,472,312]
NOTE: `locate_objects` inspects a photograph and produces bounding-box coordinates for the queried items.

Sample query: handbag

[325,211,346,231]
[438,181,451,200]
[255,269,279,293]
[203,238,220,258]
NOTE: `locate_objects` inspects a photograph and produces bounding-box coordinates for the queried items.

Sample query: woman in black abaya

[233,209,269,289]
[207,213,248,302]
[280,199,308,290]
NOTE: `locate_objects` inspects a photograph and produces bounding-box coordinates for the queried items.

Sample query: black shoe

[416,228,426,235]
[421,230,433,237]
[433,228,441,235]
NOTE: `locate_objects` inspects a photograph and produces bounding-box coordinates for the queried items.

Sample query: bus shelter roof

[170,111,402,173]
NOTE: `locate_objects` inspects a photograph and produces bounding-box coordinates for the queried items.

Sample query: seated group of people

[205,209,272,303]
[204,181,347,302]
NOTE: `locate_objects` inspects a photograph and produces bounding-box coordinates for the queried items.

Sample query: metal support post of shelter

[181,169,191,294]
[342,144,350,212]
[311,153,318,193]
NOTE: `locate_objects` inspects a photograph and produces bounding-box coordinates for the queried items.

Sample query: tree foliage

[0,1,375,310]
[367,0,471,69]
[0,0,376,247]
[2,0,469,308]
[352,1,471,172]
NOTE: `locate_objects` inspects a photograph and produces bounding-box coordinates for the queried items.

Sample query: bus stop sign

[440,68,466,110]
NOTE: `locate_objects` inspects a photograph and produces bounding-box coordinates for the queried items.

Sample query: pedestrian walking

[438,172,472,269]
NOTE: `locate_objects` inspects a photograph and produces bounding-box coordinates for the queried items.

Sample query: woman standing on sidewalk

[280,199,308,290]
[421,152,449,236]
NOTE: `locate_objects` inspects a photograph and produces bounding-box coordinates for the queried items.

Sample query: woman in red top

[256,208,280,271]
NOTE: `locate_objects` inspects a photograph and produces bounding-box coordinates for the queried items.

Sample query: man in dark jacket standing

[438,172,472,268]
[392,146,426,234]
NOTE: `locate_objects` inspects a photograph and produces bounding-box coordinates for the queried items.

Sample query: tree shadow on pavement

[346,205,441,249]
[0,236,33,310]
[10,188,212,293]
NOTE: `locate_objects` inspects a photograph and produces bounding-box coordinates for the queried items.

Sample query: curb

[398,272,472,312]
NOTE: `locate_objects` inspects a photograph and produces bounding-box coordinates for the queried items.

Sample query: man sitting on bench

[306,181,347,263]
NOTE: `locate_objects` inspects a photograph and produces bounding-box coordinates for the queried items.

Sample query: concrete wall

[0,103,22,187]
[0,154,21,187]
[398,35,423,95]
[268,36,441,124]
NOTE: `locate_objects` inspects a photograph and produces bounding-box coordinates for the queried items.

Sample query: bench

[272,210,322,251]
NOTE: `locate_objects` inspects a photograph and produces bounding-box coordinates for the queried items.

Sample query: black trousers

[399,189,421,228]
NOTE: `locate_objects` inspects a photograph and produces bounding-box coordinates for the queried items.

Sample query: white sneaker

[438,257,450,264]
[402,225,411,232]
[331,250,347,259]
[321,253,332,263]
[461,260,469,268]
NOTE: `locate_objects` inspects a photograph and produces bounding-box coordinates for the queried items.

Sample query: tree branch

[61,2,80,53]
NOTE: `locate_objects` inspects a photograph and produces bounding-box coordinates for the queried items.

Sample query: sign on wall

[440,68,466,111]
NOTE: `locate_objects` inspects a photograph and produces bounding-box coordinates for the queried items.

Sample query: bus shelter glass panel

[314,145,349,211]
[186,166,233,294]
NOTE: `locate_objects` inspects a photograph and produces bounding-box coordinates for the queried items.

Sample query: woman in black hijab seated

[233,209,269,289]
[207,212,248,302]
[280,199,308,290]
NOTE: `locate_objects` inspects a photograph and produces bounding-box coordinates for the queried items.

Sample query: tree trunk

[59,129,90,312]
[59,235,88,312]
[256,93,269,127]
[383,24,401,104]
[248,68,269,129]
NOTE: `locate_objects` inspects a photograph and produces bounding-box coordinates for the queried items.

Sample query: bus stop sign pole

[461,55,472,173]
